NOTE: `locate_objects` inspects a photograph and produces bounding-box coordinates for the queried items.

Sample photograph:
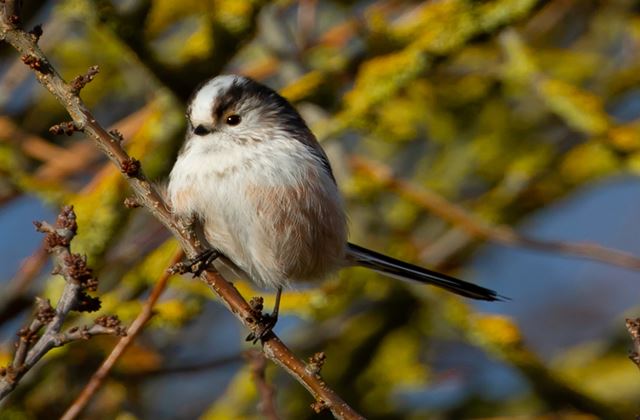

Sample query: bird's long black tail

[347,243,504,301]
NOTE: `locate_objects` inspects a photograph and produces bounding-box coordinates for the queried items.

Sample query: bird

[167,75,502,340]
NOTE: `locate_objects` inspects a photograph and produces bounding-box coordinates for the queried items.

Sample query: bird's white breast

[168,133,346,288]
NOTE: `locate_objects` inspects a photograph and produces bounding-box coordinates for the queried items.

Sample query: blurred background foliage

[1,0,640,418]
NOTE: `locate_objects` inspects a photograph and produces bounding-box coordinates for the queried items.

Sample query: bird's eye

[225,114,241,126]
[193,125,210,136]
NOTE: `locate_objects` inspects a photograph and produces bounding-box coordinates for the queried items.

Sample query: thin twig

[0,107,150,323]
[245,349,280,420]
[349,155,640,271]
[0,206,126,400]
[60,249,183,420]
[0,12,363,419]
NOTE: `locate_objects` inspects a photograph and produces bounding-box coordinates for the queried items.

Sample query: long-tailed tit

[168,75,502,338]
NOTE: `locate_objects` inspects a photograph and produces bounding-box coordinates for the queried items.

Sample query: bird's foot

[245,312,278,344]
[246,287,282,344]
[170,249,220,277]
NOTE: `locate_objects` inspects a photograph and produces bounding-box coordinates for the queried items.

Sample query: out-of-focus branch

[61,249,183,420]
[626,318,640,371]
[37,106,153,181]
[0,242,48,325]
[118,354,243,378]
[0,105,153,182]
[0,12,363,420]
[245,349,280,420]
[0,117,72,163]
[0,206,126,400]
[295,0,317,50]
[350,155,640,271]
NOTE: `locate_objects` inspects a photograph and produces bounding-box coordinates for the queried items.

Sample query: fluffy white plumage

[168,75,346,289]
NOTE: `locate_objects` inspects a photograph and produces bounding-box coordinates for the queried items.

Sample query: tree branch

[0,11,363,420]
[350,155,640,271]
[60,249,183,420]
[0,206,126,400]
[245,349,280,420]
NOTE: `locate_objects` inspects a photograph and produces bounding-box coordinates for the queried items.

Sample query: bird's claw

[245,313,277,344]
[169,249,220,277]
[246,288,282,344]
